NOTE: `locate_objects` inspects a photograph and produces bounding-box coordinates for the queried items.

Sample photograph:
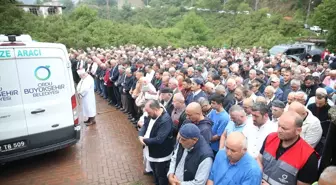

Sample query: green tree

[313,0,336,50]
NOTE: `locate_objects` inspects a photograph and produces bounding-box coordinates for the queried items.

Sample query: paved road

[0,95,153,185]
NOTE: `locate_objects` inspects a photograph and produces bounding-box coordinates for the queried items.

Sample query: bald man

[259,111,319,185]
[256,96,267,104]
[315,166,336,185]
[204,82,215,97]
[171,93,186,137]
[183,102,213,143]
[207,132,262,185]
[285,91,295,110]
[289,101,322,148]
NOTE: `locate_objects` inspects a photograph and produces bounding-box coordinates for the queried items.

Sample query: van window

[286,48,305,55]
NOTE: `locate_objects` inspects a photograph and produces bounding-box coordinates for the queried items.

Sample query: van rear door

[14,47,75,148]
[0,48,29,153]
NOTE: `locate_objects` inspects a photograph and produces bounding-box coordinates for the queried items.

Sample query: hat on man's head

[324,86,335,95]
[179,124,201,139]
[272,100,285,109]
[160,87,173,94]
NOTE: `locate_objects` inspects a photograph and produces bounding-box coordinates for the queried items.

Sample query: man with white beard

[77,69,97,126]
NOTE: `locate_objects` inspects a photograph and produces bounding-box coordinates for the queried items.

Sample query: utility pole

[305,0,312,25]
[106,0,110,19]
[254,0,259,11]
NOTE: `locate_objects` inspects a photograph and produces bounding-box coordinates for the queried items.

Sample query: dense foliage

[0,0,334,50]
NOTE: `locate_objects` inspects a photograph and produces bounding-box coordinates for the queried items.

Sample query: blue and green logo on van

[34,66,51,81]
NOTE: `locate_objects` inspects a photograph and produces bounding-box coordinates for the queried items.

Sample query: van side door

[0,48,29,153]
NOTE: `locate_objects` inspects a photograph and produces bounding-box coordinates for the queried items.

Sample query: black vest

[175,136,214,181]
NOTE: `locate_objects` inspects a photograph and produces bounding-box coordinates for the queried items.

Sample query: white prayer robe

[77,75,96,117]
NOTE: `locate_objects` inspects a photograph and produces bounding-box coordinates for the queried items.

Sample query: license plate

[0,141,26,153]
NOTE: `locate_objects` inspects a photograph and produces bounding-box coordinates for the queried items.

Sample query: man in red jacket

[258,111,319,185]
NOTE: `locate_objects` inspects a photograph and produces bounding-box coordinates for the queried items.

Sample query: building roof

[16,4,66,9]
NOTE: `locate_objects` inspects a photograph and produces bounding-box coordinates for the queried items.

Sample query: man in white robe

[77,69,97,126]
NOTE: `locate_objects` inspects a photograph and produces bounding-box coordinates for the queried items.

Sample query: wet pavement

[0,95,153,185]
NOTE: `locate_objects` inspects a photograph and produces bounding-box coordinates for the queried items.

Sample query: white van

[0,34,80,163]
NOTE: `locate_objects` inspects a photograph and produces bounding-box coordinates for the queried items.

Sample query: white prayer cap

[77,69,86,76]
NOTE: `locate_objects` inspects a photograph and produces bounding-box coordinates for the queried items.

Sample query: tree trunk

[254,0,259,11]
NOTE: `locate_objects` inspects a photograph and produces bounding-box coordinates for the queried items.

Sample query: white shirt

[144,117,172,162]
[145,70,155,82]
[306,96,335,107]
[301,110,323,148]
[243,120,278,158]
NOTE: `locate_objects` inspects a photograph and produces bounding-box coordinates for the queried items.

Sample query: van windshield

[269,46,287,56]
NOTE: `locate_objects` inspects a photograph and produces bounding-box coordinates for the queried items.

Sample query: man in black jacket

[109,59,119,106]
[167,124,213,184]
[138,100,175,185]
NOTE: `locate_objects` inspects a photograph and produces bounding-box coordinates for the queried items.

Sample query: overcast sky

[19,0,36,4]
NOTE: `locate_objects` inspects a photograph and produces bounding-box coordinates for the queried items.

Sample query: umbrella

[287,55,301,62]
[309,49,323,56]
[309,49,323,62]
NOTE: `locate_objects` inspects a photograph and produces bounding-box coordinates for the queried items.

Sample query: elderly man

[295,91,308,105]
[168,78,180,95]
[314,166,336,185]
[223,79,236,111]
[243,102,277,158]
[270,76,284,101]
[243,69,257,86]
[138,100,175,185]
[219,105,250,149]
[171,93,186,137]
[259,111,319,185]
[207,132,262,185]
[183,102,213,143]
[271,100,285,125]
[204,82,215,97]
[160,88,174,116]
[234,86,245,106]
[77,69,97,126]
[264,86,277,118]
[168,124,214,185]
[242,97,254,121]
[198,97,212,117]
[288,102,322,148]
[285,91,295,110]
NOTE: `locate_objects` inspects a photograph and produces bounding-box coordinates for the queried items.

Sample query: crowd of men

[70,45,336,185]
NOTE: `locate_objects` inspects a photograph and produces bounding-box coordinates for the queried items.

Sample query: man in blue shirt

[219,105,250,149]
[208,94,230,154]
[207,132,262,185]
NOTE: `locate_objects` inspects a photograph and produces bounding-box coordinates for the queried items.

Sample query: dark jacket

[307,103,331,137]
[274,88,284,101]
[175,136,214,181]
[280,80,291,92]
[123,76,134,94]
[139,111,175,158]
[151,78,162,91]
[185,90,207,105]
[109,65,119,82]
[163,98,174,116]
[182,117,213,144]
[172,110,187,137]
[223,91,235,112]
[301,84,318,100]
